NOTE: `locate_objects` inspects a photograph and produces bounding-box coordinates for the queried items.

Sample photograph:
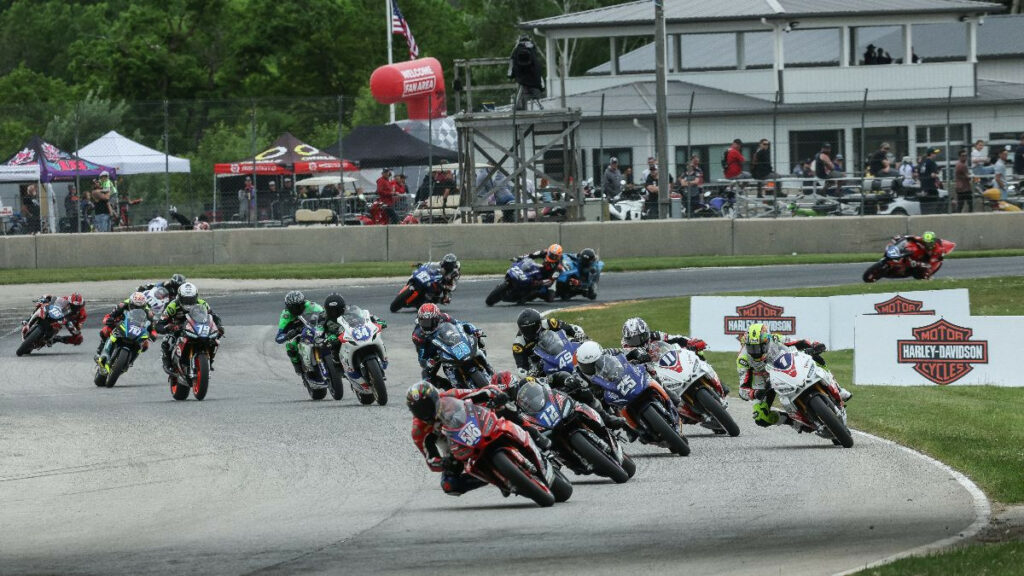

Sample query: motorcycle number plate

[416,271,432,284]
[457,423,482,445]
[556,351,573,369]
[196,325,210,336]
[885,245,901,258]
[351,325,371,341]
[451,342,470,357]
[616,379,637,396]
[510,268,527,280]
[539,405,560,427]
[128,325,144,337]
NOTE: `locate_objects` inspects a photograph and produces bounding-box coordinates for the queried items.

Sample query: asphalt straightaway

[3,257,1018,576]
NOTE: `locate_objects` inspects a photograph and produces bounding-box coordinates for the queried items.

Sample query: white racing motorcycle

[143,286,171,317]
[645,341,739,436]
[335,306,389,405]
[764,350,853,448]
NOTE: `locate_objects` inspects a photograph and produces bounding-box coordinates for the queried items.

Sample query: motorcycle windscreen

[187,306,210,325]
[536,330,566,356]
[124,309,149,336]
[343,307,366,327]
[594,354,625,383]
[438,396,468,429]
[516,381,549,414]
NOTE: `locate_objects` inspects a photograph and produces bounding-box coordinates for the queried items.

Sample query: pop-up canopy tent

[214,132,357,176]
[77,130,191,174]
[324,124,456,169]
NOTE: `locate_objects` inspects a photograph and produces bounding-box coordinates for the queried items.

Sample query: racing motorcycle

[289,314,344,401]
[764,350,853,448]
[645,341,739,437]
[485,257,550,306]
[16,297,70,356]
[516,380,635,484]
[167,305,220,401]
[430,322,493,389]
[93,308,151,388]
[529,329,581,377]
[586,353,690,456]
[143,286,171,317]
[438,396,572,507]
[555,252,604,301]
[862,238,956,283]
[391,263,444,313]
[335,306,388,405]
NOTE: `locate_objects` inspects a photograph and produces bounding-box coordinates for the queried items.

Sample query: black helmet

[517,308,543,340]
[168,273,186,288]
[285,290,305,317]
[579,248,597,268]
[441,253,458,273]
[406,381,440,421]
[323,293,346,321]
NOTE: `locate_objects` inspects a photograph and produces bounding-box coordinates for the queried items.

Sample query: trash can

[583,198,606,221]
[670,197,682,218]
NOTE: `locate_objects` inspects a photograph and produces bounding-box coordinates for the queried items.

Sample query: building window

[592,148,632,185]
[853,127,908,174]
[790,130,845,173]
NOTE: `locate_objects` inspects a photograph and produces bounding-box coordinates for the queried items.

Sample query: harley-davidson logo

[897,319,988,385]
[873,295,934,315]
[724,300,796,336]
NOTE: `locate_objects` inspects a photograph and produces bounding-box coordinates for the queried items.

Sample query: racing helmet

[168,273,186,289]
[68,292,84,310]
[517,308,543,340]
[440,253,458,273]
[516,380,548,414]
[575,340,602,376]
[177,283,198,307]
[921,230,937,249]
[622,317,651,348]
[545,243,564,264]
[578,248,597,268]
[746,323,772,361]
[406,381,440,421]
[490,370,516,391]
[417,303,442,333]
[323,293,346,321]
[285,290,305,317]
[128,292,147,309]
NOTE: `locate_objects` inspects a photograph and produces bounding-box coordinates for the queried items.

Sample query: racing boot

[160,340,175,375]
[839,387,853,402]
[526,427,552,451]
[291,361,303,376]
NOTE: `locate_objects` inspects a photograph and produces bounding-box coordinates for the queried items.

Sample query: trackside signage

[854,315,1019,386]
[690,297,830,352]
[828,289,970,349]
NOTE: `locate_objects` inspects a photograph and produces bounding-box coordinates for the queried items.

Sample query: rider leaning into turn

[275,290,325,376]
[97,291,158,360]
[567,248,600,290]
[31,293,87,346]
[322,293,387,362]
[157,283,223,373]
[512,308,587,373]
[620,317,707,357]
[736,323,851,429]
[413,253,461,304]
[515,243,565,301]
[138,273,188,300]
[892,230,946,279]
[411,303,485,387]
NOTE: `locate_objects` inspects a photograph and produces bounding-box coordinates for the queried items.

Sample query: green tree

[44,91,131,150]
[0,65,71,158]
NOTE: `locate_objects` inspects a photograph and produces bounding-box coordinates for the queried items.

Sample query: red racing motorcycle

[863,238,956,283]
[439,396,572,507]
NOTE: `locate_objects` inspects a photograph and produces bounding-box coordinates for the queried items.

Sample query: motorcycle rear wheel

[641,404,690,456]
[93,368,107,387]
[569,431,629,483]
[862,261,887,283]
[171,377,190,401]
[192,353,210,400]
[695,387,740,437]
[105,350,129,388]
[491,451,555,507]
[468,369,489,389]
[621,454,637,478]
[550,467,573,502]
[325,356,344,401]
[364,357,388,405]
[485,281,508,307]
[16,326,43,357]
[809,394,854,448]
[357,392,375,405]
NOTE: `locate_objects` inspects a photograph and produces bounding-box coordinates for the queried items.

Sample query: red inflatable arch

[370,57,447,120]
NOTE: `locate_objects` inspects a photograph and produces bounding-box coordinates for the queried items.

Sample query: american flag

[391,1,419,60]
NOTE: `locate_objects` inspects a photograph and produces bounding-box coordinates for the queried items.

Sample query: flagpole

[386,0,396,123]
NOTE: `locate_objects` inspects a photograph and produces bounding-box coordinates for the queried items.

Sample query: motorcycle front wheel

[16,325,43,357]
[363,356,388,405]
[105,349,130,388]
[192,353,210,400]
[485,281,508,307]
[641,403,690,456]
[862,261,887,283]
[695,387,740,437]
[569,430,629,483]
[390,286,416,313]
[808,394,854,448]
[490,451,555,508]
[323,354,344,401]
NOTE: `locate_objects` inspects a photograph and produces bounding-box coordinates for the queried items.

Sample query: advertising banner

[829,289,971,349]
[690,296,831,352]
[854,315,1020,386]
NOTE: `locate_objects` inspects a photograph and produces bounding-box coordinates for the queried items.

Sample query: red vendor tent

[214,132,357,176]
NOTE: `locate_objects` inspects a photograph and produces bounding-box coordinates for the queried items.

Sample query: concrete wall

[1,214,1022,269]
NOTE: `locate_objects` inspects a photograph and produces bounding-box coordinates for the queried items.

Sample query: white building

[513,0,1024,181]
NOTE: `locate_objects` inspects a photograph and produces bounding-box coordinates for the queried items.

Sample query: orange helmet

[545,243,563,264]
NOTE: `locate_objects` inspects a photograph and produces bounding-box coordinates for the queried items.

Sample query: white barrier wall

[828,289,971,350]
[690,296,831,352]
[854,315,1020,386]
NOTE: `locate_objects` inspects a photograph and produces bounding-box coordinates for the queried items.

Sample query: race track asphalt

[4,257,1019,576]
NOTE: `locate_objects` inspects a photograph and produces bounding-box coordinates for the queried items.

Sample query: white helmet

[622,317,651,348]
[575,340,602,376]
[128,291,147,309]
[177,282,198,306]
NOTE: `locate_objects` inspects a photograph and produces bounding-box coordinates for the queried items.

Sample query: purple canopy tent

[1,136,117,232]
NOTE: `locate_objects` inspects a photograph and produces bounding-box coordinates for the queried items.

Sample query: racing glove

[625,348,651,364]
[686,339,707,352]
[440,455,463,474]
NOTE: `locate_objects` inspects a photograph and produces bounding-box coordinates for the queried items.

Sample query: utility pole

[654,0,670,218]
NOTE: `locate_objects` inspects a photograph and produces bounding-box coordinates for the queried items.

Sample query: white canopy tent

[77,130,191,174]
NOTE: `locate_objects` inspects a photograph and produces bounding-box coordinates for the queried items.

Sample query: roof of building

[546,78,1024,118]
[587,14,1024,73]
[524,0,1002,30]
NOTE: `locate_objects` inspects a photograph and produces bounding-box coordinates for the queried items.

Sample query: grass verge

[3,249,1024,286]
[849,542,1024,575]
[560,276,1024,504]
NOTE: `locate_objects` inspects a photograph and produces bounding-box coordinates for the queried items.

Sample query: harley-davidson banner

[690,297,830,352]
[854,315,1016,386]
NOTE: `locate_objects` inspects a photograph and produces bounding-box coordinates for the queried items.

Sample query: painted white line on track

[831,429,991,576]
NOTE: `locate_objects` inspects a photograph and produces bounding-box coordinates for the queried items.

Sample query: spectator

[509,34,544,111]
[21,184,41,233]
[394,173,409,196]
[993,147,1009,197]
[875,158,897,178]
[602,156,622,199]
[724,139,747,179]
[641,156,657,182]
[899,156,918,188]
[970,139,992,174]
[64,184,83,232]
[863,44,877,65]
[91,179,111,232]
[238,176,254,223]
[918,148,941,195]
[622,166,635,189]
[954,149,972,213]
[679,154,704,214]
[375,167,399,224]
[644,165,660,219]
[98,170,117,212]
[868,142,890,176]
[833,154,845,175]
[750,139,774,181]
[1014,133,1024,176]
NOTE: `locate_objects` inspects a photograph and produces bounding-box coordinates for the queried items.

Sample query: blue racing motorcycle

[555,252,604,301]
[485,257,550,306]
[530,329,582,377]
[391,263,445,312]
[430,322,493,389]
